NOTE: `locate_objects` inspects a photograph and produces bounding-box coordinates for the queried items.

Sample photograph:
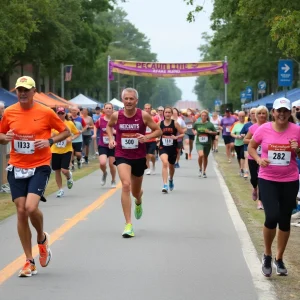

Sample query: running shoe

[261,254,272,277]
[145,169,151,175]
[71,165,75,172]
[56,189,64,198]
[215,149,218,153]
[188,154,192,160]
[95,151,99,156]
[239,170,244,177]
[291,211,300,219]
[169,179,174,191]
[77,160,82,169]
[134,199,143,220]
[252,189,258,201]
[67,172,73,189]
[152,166,156,174]
[198,169,202,177]
[38,232,52,267]
[273,258,288,276]
[203,173,207,178]
[243,172,249,179]
[185,153,188,160]
[111,180,116,188]
[18,260,37,277]
[162,184,168,193]
[174,162,180,168]
[101,172,107,186]
[122,223,135,238]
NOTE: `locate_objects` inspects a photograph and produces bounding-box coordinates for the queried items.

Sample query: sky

[119,0,214,101]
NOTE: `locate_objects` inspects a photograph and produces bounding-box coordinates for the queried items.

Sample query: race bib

[102,133,109,144]
[226,126,231,133]
[56,140,67,148]
[268,144,291,166]
[257,145,262,155]
[198,135,208,143]
[187,124,193,129]
[121,133,138,149]
[146,127,152,133]
[14,167,36,179]
[162,137,173,146]
[214,124,219,130]
[14,134,35,154]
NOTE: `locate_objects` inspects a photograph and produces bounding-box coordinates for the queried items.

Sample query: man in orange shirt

[0,76,70,278]
[144,103,160,175]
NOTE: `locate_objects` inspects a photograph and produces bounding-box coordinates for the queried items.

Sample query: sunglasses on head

[58,112,65,115]
[296,108,300,111]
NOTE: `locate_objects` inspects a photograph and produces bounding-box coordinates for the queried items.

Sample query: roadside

[214,146,300,300]
[0,158,99,222]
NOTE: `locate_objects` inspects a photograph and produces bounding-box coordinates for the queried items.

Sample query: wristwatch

[48,138,54,147]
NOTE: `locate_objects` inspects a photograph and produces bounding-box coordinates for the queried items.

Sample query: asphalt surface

[0,152,260,300]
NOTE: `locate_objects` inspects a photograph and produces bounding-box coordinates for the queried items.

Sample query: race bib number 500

[14,134,35,154]
[121,133,138,149]
[268,144,291,166]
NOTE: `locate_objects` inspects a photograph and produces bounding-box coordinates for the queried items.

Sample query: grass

[214,147,300,300]
[0,159,99,222]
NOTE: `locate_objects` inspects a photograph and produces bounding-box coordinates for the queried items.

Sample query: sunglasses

[158,110,164,111]
[58,112,65,115]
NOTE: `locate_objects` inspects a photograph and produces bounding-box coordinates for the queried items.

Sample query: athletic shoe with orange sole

[19,260,37,277]
[38,232,52,267]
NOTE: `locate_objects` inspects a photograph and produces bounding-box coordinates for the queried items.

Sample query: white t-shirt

[176,117,186,142]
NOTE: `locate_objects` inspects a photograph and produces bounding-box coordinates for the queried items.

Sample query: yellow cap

[15,76,36,89]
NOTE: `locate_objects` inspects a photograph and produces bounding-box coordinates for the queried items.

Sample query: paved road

[0,153,272,300]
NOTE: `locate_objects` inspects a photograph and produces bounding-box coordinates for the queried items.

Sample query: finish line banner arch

[109,60,229,83]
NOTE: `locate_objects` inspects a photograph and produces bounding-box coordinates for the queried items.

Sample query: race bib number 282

[268,144,291,166]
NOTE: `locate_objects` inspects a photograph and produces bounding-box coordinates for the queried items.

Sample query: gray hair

[0,101,5,108]
[121,88,139,99]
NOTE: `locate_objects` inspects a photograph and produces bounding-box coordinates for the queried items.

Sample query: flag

[65,66,73,81]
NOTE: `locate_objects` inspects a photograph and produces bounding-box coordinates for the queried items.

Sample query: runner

[51,107,80,198]
[70,106,87,170]
[106,88,161,238]
[193,110,217,178]
[211,111,222,152]
[93,106,102,155]
[0,76,70,277]
[240,108,257,179]
[244,106,268,210]
[231,111,246,177]
[144,103,159,175]
[248,98,300,277]
[93,103,116,188]
[159,107,185,193]
[182,108,196,159]
[220,108,236,162]
[172,107,186,168]
[81,108,94,164]
[157,106,164,122]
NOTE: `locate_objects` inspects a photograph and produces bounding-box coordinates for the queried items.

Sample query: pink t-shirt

[253,122,300,182]
[248,123,260,160]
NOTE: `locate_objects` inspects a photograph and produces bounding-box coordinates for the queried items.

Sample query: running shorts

[114,157,147,177]
[196,144,211,157]
[72,142,82,153]
[98,146,115,157]
[7,165,51,202]
[177,141,183,149]
[82,135,92,146]
[52,152,72,170]
[185,134,195,141]
[223,135,234,145]
[146,142,156,155]
[159,148,177,165]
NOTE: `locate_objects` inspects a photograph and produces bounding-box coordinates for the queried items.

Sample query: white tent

[70,94,99,108]
[110,98,124,108]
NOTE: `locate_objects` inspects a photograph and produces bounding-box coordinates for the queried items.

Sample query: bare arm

[106,112,118,147]
[175,122,185,139]
[143,112,162,140]
[243,131,253,145]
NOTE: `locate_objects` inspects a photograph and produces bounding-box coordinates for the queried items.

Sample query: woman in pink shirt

[248,98,300,277]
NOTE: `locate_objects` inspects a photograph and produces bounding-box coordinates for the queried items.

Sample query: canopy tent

[46,92,71,106]
[243,88,300,110]
[34,93,69,108]
[110,98,124,108]
[0,88,18,107]
[85,95,104,108]
[70,94,100,108]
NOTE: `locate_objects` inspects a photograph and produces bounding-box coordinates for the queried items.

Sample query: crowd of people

[0,75,300,280]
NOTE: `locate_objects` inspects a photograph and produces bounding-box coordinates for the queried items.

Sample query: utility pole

[107,55,111,102]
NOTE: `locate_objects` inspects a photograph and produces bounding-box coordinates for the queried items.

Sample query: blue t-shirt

[240,121,254,151]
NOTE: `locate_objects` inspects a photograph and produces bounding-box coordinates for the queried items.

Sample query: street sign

[245,86,252,100]
[278,59,293,87]
[240,91,246,104]
[258,81,266,94]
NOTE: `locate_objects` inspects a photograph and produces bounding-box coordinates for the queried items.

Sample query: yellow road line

[0,181,121,285]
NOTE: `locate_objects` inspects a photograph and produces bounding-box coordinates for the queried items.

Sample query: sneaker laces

[263,256,272,268]
[276,259,285,269]
[22,260,32,270]
[38,244,47,257]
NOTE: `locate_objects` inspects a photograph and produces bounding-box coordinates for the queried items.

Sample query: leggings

[234,145,245,161]
[248,159,259,188]
[258,178,299,231]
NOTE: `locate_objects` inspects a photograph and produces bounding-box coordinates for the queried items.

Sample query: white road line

[212,158,277,300]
